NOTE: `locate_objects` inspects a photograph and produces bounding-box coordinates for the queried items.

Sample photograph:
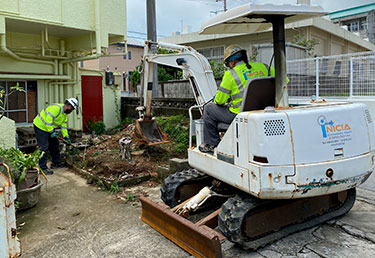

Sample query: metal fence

[287,51,375,98]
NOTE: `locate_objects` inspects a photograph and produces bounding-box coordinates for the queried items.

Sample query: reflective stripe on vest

[229,69,244,108]
[217,86,231,94]
[37,104,63,127]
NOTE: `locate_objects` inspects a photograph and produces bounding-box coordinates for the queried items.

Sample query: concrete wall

[0,0,127,131]
[0,0,126,49]
[0,117,16,149]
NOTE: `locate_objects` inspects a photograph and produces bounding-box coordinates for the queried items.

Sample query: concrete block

[157,165,171,181]
[169,158,190,173]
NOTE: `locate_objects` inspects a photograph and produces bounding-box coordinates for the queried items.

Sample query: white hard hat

[224,44,247,63]
[66,98,79,109]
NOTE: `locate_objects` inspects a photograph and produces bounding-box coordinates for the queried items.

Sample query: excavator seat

[218,77,275,131]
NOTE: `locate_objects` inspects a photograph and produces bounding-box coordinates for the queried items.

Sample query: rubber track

[218,188,356,250]
[160,168,209,208]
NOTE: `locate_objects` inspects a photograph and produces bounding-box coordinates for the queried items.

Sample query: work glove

[50,131,57,138]
[64,137,71,145]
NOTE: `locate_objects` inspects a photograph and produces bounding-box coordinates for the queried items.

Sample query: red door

[81,75,103,132]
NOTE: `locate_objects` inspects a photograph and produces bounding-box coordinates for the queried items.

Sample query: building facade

[328,3,375,43]
[0,0,126,131]
[160,17,375,64]
[82,38,144,92]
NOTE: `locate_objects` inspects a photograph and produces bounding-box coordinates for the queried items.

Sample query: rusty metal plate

[140,196,222,258]
[134,119,170,146]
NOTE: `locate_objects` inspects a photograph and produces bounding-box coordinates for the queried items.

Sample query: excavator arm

[135,41,217,145]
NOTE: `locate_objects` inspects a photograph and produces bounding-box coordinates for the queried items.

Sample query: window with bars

[0,81,37,124]
[197,46,224,62]
[360,19,367,31]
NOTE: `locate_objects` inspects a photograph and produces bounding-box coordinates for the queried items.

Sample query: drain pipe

[0,34,56,71]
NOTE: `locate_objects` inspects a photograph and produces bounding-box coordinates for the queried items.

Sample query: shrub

[86,120,106,135]
[156,115,189,155]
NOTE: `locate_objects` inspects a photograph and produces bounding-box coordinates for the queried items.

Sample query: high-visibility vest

[214,61,275,114]
[33,103,69,137]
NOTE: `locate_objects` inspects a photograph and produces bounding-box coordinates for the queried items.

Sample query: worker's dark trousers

[203,102,236,146]
[33,125,60,170]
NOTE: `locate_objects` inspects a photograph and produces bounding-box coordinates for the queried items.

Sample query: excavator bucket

[134,119,170,146]
[140,196,223,258]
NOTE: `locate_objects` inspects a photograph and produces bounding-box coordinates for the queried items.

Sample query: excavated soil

[74,124,171,184]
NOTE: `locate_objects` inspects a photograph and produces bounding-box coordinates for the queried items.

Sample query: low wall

[0,117,16,149]
[121,97,196,119]
[122,78,221,119]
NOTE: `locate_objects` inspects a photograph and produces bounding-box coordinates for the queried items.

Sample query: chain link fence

[287,51,375,98]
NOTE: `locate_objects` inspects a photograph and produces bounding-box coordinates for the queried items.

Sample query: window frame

[197,46,225,62]
[0,80,32,125]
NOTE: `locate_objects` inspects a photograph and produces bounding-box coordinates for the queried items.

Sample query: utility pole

[146,0,158,97]
[216,0,227,12]
[211,0,226,15]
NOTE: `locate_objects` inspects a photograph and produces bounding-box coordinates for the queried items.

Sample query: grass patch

[156,115,189,156]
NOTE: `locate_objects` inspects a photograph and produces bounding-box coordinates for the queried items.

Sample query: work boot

[199,143,215,154]
[51,162,66,169]
[44,168,54,175]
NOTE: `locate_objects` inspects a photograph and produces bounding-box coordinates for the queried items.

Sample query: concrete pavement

[17,168,375,258]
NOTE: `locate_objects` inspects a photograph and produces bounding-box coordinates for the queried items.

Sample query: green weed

[109,179,121,194]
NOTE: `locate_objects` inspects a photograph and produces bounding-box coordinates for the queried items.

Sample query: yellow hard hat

[223,44,246,62]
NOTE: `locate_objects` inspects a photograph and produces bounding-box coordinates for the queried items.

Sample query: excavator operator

[199,44,275,153]
[33,98,78,174]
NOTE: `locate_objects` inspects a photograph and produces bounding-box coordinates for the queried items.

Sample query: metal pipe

[0,34,56,68]
[0,74,70,80]
[16,53,69,60]
[44,26,52,50]
[349,58,353,98]
[315,57,319,98]
[49,81,78,85]
[41,31,45,56]
[60,39,65,57]
[157,41,189,51]
[271,17,289,108]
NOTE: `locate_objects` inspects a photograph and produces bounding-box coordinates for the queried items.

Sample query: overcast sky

[127,0,375,40]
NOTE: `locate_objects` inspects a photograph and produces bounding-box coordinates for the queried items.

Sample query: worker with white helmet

[33,98,79,174]
[199,45,275,153]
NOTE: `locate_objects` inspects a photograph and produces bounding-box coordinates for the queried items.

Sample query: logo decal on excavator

[318,115,352,144]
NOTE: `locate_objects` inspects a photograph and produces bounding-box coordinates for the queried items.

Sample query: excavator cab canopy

[199,3,326,34]
[199,3,327,108]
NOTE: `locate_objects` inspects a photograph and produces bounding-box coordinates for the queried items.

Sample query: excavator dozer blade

[140,196,223,258]
[134,119,170,146]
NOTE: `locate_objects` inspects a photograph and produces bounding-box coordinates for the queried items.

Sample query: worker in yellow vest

[199,45,275,153]
[33,98,78,174]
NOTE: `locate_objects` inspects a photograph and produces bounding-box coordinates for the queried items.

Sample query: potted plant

[0,147,45,210]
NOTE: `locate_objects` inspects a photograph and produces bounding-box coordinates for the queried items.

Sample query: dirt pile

[76,124,159,184]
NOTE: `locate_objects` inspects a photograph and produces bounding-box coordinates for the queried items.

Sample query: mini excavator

[137,3,375,258]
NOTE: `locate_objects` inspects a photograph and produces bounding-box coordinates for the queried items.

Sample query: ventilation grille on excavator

[365,109,372,124]
[264,119,286,136]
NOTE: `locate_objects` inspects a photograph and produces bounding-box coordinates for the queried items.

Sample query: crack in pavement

[298,227,326,258]
[333,222,375,244]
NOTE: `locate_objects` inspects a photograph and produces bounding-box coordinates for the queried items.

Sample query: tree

[292,34,318,57]
[129,48,183,87]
